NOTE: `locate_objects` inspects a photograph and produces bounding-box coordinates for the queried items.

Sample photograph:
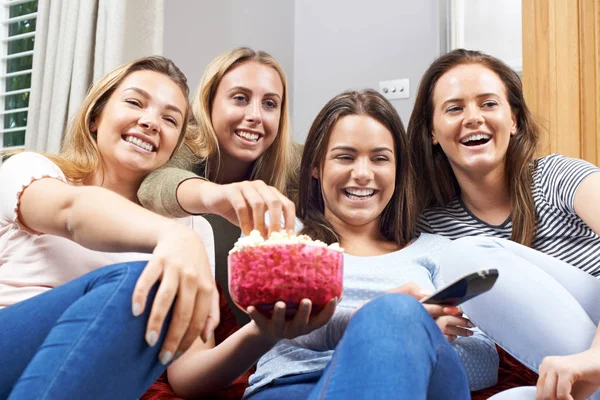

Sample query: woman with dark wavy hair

[408,49,600,399]
[242,89,499,400]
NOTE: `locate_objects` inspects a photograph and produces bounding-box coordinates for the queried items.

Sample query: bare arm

[18,177,217,364]
[167,322,275,398]
[167,298,336,397]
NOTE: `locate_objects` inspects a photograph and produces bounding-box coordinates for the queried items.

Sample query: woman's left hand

[536,349,600,400]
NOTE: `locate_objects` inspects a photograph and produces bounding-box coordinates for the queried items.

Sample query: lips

[122,134,156,152]
[235,129,261,142]
[460,132,492,147]
[343,187,376,200]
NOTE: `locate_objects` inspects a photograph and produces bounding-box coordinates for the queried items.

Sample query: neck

[214,152,253,184]
[454,164,511,225]
[85,165,143,204]
[330,216,400,256]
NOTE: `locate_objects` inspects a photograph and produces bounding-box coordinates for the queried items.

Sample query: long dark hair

[408,49,540,246]
[298,89,417,247]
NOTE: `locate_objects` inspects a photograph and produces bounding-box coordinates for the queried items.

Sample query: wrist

[177,178,213,214]
[246,321,280,347]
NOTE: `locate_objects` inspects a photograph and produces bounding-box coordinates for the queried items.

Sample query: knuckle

[181,268,198,284]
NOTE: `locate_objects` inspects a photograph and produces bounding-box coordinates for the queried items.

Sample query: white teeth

[125,135,155,152]
[461,133,492,144]
[345,188,375,197]
[236,130,260,141]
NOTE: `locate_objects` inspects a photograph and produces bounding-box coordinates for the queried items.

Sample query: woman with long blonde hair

[0,56,217,400]
[138,47,299,235]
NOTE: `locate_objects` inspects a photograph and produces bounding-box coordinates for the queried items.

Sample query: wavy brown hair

[298,89,417,247]
[184,47,293,194]
[407,49,540,246]
[51,56,190,182]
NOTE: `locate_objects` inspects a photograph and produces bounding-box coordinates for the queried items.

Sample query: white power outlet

[379,79,409,100]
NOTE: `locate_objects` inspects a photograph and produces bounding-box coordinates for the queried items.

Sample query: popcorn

[230,230,344,254]
[228,230,344,319]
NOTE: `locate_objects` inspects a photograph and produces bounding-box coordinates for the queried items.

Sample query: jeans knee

[352,294,431,331]
[85,261,148,295]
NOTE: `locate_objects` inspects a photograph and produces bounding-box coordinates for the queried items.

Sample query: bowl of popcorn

[228,230,344,319]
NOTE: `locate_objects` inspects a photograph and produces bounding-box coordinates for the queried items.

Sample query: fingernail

[420,290,433,297]
[146,330,158,347]
[132,302,142,317]
[160,351,173,365]
[174,351,184,361]
[467,330,474,336]
[468,321,476,328]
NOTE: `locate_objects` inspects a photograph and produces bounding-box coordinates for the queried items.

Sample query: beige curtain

[25,0,164,153]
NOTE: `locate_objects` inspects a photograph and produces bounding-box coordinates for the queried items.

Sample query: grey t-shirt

[244,233,499,397]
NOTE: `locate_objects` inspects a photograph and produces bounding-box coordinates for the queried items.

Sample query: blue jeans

[0,261,169,400]
[441,236,600,400]
[247,294,471,400]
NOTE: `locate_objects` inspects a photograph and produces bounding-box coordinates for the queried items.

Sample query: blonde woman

[138,47,299,238]
[0,56,217,400]
[138,47,302,327]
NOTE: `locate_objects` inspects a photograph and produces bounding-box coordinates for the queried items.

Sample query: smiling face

[210,60,283,165]
[318,114,396,231]
[93,70,187,176]
[431,63,517,178]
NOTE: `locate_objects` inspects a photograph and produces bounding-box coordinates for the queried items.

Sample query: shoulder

[0,152,65,181]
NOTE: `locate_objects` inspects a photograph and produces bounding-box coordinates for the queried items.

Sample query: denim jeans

[0,261,169,400]
[441,236,600,400]
[247,294,471,400]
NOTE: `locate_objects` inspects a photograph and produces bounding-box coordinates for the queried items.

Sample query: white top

[419,154,600,277]
[245,233,499,397]
[0,152,214,308]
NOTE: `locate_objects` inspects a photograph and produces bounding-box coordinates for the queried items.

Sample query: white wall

[164,1,442,142]
[462,0,522,69]
[163,1,295,100]
[293,1,440,140]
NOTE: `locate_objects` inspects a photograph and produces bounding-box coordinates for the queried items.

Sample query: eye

[373,156,389,162]
[233,94,248,104]
[263,99,278,110]
[163,116,178,127]
[482,100,498,108]
[445,105,462,113]
[125,98,142,107]
[334,154,354,161]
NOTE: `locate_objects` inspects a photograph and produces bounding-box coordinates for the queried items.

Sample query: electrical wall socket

[378,78,409,100]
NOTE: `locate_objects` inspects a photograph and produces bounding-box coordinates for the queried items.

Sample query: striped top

[418,154,600,277]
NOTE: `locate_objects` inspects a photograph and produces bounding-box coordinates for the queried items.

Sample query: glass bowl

[228,243,344,319]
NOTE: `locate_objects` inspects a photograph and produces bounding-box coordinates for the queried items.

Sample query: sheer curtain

[25,0,164,153]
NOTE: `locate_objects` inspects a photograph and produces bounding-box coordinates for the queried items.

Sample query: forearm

[66,186,179,253]
[167,322,276,398]
[591,324,600,349]
[176,178,217,215]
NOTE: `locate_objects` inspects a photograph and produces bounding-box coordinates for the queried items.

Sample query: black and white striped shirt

[418,154,600,277]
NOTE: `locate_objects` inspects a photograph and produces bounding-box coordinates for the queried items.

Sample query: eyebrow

[330,145,394,154]
[441,93,501,107]
[227,86,282,100]
[123,87,184,116]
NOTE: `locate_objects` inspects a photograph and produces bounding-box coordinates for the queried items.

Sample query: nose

[351,157,373,184]
[245,99,262,124]
[463,104,484,128]
[138,111,160,133]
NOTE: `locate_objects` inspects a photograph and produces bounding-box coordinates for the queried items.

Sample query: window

[0,0,37,163]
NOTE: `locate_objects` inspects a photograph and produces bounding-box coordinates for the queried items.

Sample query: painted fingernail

[160,351,173,365]
[132,302,142,317]
[146,330,158,347]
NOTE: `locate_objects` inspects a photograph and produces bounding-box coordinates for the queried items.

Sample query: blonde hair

[185,47,293,194]
[49,56,190,181]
